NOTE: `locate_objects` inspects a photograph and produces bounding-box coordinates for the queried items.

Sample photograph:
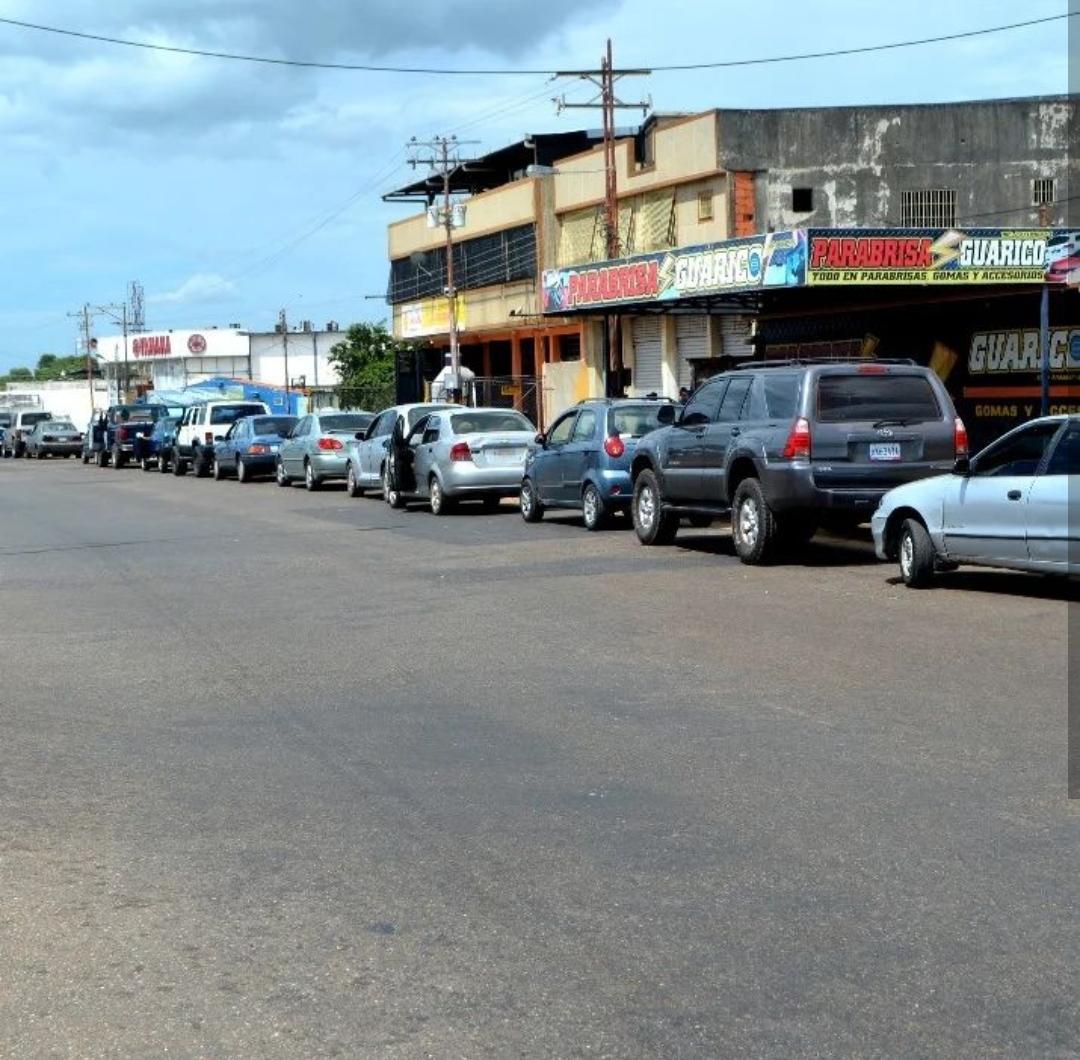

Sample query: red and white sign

[132,335,172,358]
[187,333,208,354]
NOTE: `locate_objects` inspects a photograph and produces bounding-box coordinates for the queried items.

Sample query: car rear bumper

[442,464,526,495]
[761,462,949,517]
[39,443,83,455]
[239,455,277,472]
[309,452,349,478]
[595,468,633,506]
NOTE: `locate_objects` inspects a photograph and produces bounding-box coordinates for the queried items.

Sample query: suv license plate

[869,443,902,462]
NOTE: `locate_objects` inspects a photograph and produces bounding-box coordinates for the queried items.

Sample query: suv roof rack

[729,358,917,370]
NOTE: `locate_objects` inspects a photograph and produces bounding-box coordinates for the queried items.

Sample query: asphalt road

[1,455,1077,1059]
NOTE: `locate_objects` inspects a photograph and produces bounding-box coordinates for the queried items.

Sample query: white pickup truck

[172,400,269,477]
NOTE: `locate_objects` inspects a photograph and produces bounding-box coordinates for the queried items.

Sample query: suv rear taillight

[782,417,811,459]
[954,416,969,458]
[603,435,625,458]
[317,437,343,451]
[449,442,472,462]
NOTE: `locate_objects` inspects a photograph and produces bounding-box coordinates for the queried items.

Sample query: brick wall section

[732,171,756,236]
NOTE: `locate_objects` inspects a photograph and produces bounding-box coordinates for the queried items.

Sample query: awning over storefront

[541,227,1077,317]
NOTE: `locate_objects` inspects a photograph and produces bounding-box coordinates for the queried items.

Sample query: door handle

[1007,490,1022,501]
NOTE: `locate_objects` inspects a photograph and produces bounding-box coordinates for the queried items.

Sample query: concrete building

[92,322,346,405]
[384,95,1072,432]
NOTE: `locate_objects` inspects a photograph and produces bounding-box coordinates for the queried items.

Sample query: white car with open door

[872,415,1078,586]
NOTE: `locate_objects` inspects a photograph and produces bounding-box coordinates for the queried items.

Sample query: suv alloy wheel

[632,469,678,546]
[731,478,779,565]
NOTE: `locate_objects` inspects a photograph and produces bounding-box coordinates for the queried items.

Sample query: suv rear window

[816,374,941,423]
[210,403,266,425]
[21,412,51,426]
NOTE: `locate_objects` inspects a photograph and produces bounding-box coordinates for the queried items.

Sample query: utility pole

[406,135,480,402]
[1038,201,1050,416]
[279,308,291,414]
[556,42,651,394]
[68,303,96,411]
[92,302,128,403]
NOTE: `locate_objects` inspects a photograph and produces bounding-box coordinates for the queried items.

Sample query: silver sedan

[276,410,374,490]
[384,407,537,513]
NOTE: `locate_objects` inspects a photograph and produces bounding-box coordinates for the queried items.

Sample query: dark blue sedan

[212,415,298,482]
[520,399,672,530]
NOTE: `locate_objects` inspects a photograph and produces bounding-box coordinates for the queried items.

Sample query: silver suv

[631,360,965,564]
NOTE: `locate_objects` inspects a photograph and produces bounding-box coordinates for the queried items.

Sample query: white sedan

[872,415,1078,587]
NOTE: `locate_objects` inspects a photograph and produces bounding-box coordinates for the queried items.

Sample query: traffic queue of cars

[8,359,1077,589]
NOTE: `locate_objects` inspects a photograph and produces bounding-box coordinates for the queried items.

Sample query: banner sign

[399,298,466,338]
[806,228,1074,286]
[541,230,807,313]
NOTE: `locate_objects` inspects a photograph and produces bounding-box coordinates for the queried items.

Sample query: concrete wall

[2,380,109,425]
[714,96,1072,230]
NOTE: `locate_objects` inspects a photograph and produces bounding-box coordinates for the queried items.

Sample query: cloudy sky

[0,0,1070,370]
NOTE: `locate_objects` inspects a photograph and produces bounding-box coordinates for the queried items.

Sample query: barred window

[387,223,536,304]
[900,189,956,228]
[1033,178,1055,206]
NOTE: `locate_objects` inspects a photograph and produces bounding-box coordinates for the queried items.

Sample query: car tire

[732,478,779,565]
[172,448,187,476]
[429,476,454,515]
[898,517,936,588]
[383,461,405,508]
[304,460,321,492]
[276,459,291,487]
[96,448,108,468]
[236,458,248,483]
[112,446,126,469]
[212,456,225,480]
[520,478,544,523]
[193,450,209,478]
[346,463,364,498]
[158,452,170,474]
[140,456,152,472]
[632,469,678,546]
[582,483,608,531]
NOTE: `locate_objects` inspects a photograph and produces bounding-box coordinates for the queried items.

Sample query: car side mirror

[535,432,546,448]
[656,404,677,426]
[953,456,971,476]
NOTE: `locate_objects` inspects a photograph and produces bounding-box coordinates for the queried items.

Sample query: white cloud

[150,273,237,304]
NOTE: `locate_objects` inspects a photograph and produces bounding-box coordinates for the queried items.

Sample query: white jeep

[173,400,269,477]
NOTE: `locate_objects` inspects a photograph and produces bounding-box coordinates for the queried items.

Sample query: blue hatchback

[520,399,672,530]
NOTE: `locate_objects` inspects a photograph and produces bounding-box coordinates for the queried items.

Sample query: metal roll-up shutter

[676,316,709,388]
[631,316,663,393]
[720,315,754,360]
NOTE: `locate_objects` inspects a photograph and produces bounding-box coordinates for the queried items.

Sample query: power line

[0,12,1071,76]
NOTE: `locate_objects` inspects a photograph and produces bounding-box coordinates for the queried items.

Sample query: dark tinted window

[609,405,664,438]
[452,411,534,434]
[975,422,1060,477]
[210,403,266,425]
[253,416,297,436]
[716,378,752,422]
[682,381,726,426]
[816,374,941,423]
[22,412,51,427]
[0,413,11,427]
[1046,426,1079,475]
[320,414,372,432]
[763,375,800,419]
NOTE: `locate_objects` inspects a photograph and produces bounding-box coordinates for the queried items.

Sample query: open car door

[388,415,426,497]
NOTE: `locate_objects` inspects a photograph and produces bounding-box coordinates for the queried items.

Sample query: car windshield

[320,414,372,432]
[450,411,533,434]
[610,405,664,438]
[816,374,941,423]
[253,416,297,436]
[210,404,266,425]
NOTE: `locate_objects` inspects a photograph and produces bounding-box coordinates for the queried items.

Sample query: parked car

[275,410,374,491]
[341,402,459,498]
[23,419,83,458]
[173,401,269,477]
[133,415,182,472]
[0,410,12,453]
[520,398,672,530]
[630,360,965,564]
[85,404,169,468]
[872,414,1078,586]
[3,409,53,458]
[381,407,536,512]
[212,414,298,482]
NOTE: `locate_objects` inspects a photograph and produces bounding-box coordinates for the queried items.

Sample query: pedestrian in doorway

[678,386,691,404]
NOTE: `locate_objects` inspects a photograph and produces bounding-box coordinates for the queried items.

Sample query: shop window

[697,190,714,222]
[901,188,956,227]
[792,187,813,213]
[559,334,582,362]
[1033,178,1055,206]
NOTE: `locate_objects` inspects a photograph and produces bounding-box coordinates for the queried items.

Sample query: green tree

[7,367,33,381]
[328,321,413,406]
[36,353,59,378]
